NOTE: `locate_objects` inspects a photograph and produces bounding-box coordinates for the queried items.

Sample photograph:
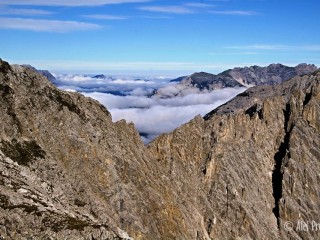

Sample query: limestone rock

[0,58,319,239]
[149,71,320,239]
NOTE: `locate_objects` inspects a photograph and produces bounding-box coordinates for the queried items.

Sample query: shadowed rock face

[0,58,319,239]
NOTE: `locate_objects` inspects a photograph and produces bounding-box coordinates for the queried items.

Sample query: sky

[1,0,320,74]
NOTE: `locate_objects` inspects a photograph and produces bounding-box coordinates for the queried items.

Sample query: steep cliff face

[0,60,206,239]
[149,71,320,239]
[0,59,319,239]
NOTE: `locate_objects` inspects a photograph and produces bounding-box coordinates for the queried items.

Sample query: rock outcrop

[181,71,244,90]
[0,59,319,239]
[149,69,320,239]
[21,64,57,83]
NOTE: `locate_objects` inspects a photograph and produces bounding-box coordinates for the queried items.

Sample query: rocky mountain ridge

[160,64,318,98]
[224,63,318,86]
[0,59,319,239]
[181,71,244,90]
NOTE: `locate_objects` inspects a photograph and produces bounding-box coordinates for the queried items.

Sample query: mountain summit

[0,59,319,239]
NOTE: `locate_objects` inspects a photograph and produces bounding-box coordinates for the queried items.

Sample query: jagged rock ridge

[155,63,317,99]
[0,59,319,239]
[167,63,317,91]
[224,63,318,85]
[149,69,320,239]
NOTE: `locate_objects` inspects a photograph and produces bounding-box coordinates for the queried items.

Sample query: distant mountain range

[154,63,318,98]
[223,63,317,86]
[170,63,317,88]
[29,63,318,98]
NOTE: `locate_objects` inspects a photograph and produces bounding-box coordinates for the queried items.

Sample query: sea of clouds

[53,73,246,143]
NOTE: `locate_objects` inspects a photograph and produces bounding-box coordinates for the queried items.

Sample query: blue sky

[0,0,320,74]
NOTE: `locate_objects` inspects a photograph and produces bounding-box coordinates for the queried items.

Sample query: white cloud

[185,3,214,8]
[209,51,259,55]
[130,87,154,96]
[0,7,53,16]
[0,0,151,7]
[139,6,195,14]
[53,73,246,143]
[155,84,201,98]
[83,87,246,142]
[83,92,155,109]
[0,17,101,32]
[138,15,172,19]
[53,73,171,94]
[226,45,287,50]
[83,14,128,20]
[302,45,320,51]
[225,44,320,51]
[210,10,258,16]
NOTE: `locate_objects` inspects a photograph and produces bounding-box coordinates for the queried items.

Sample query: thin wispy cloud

[300,45,320,51]
[0,7,53,16]
[0,0,151,7]
[0,17,101,32]
[83,14,128,20]
[139,6,195,14]
[185,3,214,8]
[226,45,287,50]
[210,10,259,16]
[209,52,259,55]
[226,44,320,51]
[139,15,172,19]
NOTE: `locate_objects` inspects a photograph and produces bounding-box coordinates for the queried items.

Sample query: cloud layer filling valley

[54,73,246,143]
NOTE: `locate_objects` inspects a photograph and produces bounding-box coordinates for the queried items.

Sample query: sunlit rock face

[0,59,319,239]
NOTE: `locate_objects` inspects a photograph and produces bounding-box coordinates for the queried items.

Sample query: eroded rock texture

[0,59,319,239]
[149,70,320,239]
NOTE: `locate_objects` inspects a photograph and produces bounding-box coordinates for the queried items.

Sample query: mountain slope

[149,70,320,239]
[0,59,319,239]
[0,59,204,239]
[181,71,244,90]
